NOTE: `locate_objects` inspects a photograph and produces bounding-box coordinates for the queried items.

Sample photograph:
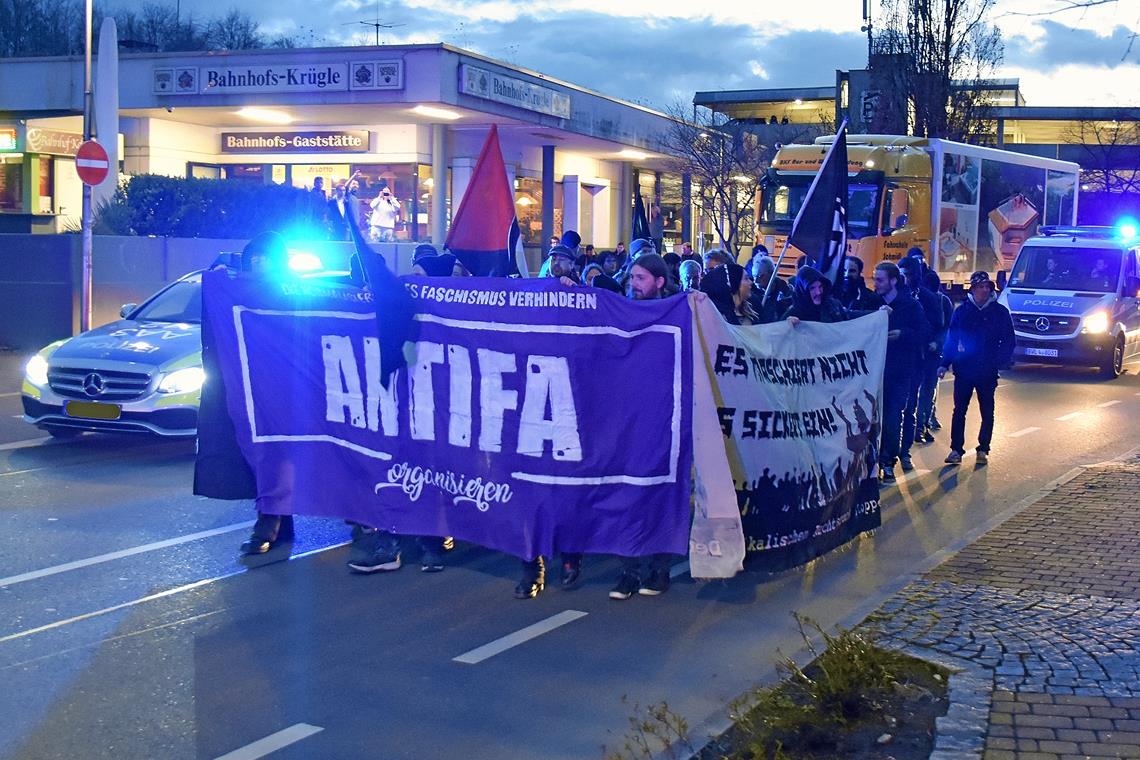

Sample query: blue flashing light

[1116,218,1139,240]
[287,249,324,273]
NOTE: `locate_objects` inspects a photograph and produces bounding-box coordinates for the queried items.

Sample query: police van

[998,224,1140,379]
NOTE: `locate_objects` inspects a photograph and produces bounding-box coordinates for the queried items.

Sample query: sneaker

[514,575,544,599]
[930,415,942,430]
[879,466,896,483]
[347,551,401,574]
[922,430,936,443]
[609,572,640,600]
[638,569,671,596]
[944,450,963,465]
[975,451,989,465]
[421,552,444,573]
[899,455,914,472]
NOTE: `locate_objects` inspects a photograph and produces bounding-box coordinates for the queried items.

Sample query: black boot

[514,557,545,599]
[240,513,288,555]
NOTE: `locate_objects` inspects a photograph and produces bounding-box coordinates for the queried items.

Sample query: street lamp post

[80,0,94,332]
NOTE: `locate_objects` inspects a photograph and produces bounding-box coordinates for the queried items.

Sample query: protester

[512,250,587,597]
[576,243,596,271]
[700,262,757,325]
[611,252,680,599]
[195,232,292,555]
[749,254,792,321]
[678,259,702,291]
[561,229,582,260]
[662,251,682,282]
[840,256,882,311]
[613,241,627,268]
[871,261,931,483]
[600,252,620,277]
[938,271,1015,466]
[679,242,700,267]
[899,257,950,445]
[783,265,848,324]
[704,248,731,272]
[649,201,666,253]
[896,256,944,468]
[581,262,604,286]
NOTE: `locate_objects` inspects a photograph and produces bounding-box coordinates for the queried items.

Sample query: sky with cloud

[169,0,1139,110]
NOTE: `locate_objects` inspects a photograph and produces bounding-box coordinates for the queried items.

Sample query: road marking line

[1008,426,1040,438]
[1055,412,1084,421]
[453,610,588,665]
[669,560,690,580]
[0,391,21,398]
[0,521,255,588]
[214,724,324,760]
[0,437,51,452]
[1097,400,1122,408]
[0,541,350,643]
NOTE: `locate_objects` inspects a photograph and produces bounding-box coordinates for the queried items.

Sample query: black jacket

[912,285,947,361]
[782,266,849,323]
[882,283,931,386]
[841,279,883,311]
[940,292,1015,377]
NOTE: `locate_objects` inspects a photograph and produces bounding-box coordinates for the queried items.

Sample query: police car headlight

[1081,311,1110,335]
[158,367,205,394]
[25,355,49,387]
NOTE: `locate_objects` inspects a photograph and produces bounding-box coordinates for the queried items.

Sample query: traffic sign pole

[80,0,93,332]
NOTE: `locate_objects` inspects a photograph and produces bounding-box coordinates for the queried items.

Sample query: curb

[659,447,1140,760]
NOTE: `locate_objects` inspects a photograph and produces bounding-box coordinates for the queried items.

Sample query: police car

[21,271,205,437]
[999,223,1140,379]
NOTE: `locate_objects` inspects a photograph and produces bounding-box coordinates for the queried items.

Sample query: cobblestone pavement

[863,456,1140,760]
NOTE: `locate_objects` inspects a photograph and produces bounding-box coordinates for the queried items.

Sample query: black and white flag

[787,119,849,289]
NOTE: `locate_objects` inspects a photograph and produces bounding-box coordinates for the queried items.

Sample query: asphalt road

[1,347,1139,760]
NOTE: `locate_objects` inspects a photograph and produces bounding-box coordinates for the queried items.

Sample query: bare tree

[870,0,1004,142]
[1063,114,1140,194]
[661,103,770,253]
[207,10,263,51]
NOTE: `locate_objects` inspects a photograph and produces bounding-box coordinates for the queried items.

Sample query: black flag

[787,119,849,290]
[632,193,651,242]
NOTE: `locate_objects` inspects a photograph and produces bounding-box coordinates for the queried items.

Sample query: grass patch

[604,614,950,760]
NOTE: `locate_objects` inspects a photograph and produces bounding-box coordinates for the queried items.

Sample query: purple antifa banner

[203,271,694,560]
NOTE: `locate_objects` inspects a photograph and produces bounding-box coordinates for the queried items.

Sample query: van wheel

[1099,335,1125,379]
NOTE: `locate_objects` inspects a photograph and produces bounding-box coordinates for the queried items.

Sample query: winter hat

[547,244,576,262]
[629,238,656,257]
[417,253,458,277]
[591,273,624,294]
[969,270,995,291]
[561,230,582,250]
[414,243,439,258]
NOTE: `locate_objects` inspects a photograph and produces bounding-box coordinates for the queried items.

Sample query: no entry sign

[75,140,110,185]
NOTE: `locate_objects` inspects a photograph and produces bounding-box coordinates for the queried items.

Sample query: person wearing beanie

[581,262,604,286]
[938,270,1014,466]
[700,262,748,324]
[561,229,582,253]
[783,266,849,324]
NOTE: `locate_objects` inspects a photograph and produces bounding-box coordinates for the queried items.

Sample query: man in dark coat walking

[871,261,931,483]
[938,271,1015,465]
[897,256,945,467]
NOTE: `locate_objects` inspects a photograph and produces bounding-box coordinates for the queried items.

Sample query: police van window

[133,277,202,323]
[1008,246,1122,293]
[1123,250,1137,281]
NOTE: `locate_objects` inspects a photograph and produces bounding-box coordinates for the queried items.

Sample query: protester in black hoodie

[783,265,849,324]
[871,261,931,483]
[841,256,883,311]
[938,271,1015,466]
[897,256,945,467]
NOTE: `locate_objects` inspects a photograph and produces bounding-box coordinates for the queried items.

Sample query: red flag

[445,125,529,277]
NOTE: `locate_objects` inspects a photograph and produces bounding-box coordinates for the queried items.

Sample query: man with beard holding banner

[610,253,682,600]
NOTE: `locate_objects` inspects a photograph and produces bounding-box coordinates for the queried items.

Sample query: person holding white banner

[871,261,931,484]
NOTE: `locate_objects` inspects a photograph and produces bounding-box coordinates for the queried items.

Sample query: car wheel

[1099,334,1125,379]
[46,427,82,439]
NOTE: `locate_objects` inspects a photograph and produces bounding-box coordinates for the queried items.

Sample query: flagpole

[761,118,848,307]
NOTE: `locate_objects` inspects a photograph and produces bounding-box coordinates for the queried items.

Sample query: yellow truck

[756,135,1080,285]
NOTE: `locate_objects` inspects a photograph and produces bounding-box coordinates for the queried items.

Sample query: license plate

[1024,347,1059,358]
[64,400,122,420]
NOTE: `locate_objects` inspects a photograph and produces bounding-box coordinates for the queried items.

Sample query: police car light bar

[1037,225,1120,239]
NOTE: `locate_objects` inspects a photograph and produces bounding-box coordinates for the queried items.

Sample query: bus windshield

[1007,246,1122,293]
[760,180,882,239]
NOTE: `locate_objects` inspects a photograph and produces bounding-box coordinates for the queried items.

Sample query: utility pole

[81,0,94,332]
[861,0,873,68]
